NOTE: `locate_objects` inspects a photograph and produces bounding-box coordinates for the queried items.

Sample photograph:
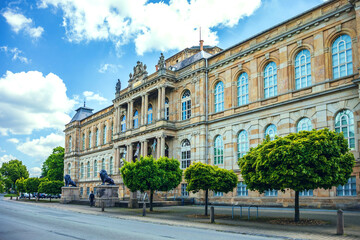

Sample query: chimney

[155,65,159,71]
[200,40,204,51]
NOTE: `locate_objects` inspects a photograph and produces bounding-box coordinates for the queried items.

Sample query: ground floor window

[264,189,278,197]
[337,176,356,196]
[181,183,188,197]
[80,187,83,197]
[86,187,90,196]
[214,191,223,197]
[237,181,248,196]
[299,189,313,197]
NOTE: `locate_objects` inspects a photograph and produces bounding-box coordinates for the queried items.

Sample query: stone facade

[64,0,360,209]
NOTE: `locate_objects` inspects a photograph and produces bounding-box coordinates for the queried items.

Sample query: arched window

[237,130,249,159]
[67,163,71,175]
[110,157,113,175]
[68,136,72,153]
[335,109,355,148]
[148,104,153,124]
[95,128,99,147]
[295,49,311,89]
[214,135,224,165]
[182,90,191,120]
[264,62,277,98]
[133,110,139,128]
[214,81,224,112]
[237,73,249,106]
[265,124,277,141]
[94,160,98,178]
[87,161,90,178]
[82,133,85,150]
[102,158,105,171]
[165,98,169,120]
[80,163,84,178]
[181,139,191,169]
[121,115,126,132]
[103,125,107,145]
[297,118,312,132]
[332,34,353,79]
[88,131,92,149]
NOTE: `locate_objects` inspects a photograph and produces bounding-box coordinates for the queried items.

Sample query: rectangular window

[264,189,278,197]
[86,187,90,196]
[80,187,83,196]
[337,176,356,196]
[299,189,313,197]
[181,150,191,169]
[214,191,223,197]
[237,181,248,196]
[181,183,188,197]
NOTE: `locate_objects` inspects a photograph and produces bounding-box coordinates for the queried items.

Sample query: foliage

[25,177,41,194]
[157,157,182,192]
[0,160,29,191]
[15,177,26,194]
[41,146,64,181]
[238,129,355,221]
[0,174,5,193]
[212,167,238,193]
[38,180,63,201]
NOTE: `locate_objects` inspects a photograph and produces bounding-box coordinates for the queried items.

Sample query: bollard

[101,201,105,212]
[142,202,146,216]
[337,209,344,235]
[210,206,215,223]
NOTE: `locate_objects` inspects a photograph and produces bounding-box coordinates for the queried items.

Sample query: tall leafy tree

[0,160,29,191]
[15,177,26,195]
[0,174,5,193]
[157,157,183,192]
[239,129,355,222]
[38,180,63,202]
[42,147,64,181]
[25,178,41,199]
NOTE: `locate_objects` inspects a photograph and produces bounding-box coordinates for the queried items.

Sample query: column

[160,134,166,157]
[114,147,119,174]
[144,140,148,156]
[129,100,134,129]
[129,144,134,162]
[157,87,162,120]
[156,137,161,158]
[161,86,166,119]
[114,107,118,133]
[140,141,144,157]
[126,102,131,129]
[144,93,149,125]
[140,95,145,125]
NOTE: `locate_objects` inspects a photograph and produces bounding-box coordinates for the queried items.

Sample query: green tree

[38,180,63,202]
[15,177,26,195]
[184,162,216,216]
[0,160,29,191]
[238,129,355,222]
[0,174,5,193]
[157,157,183,192]
[25,178,41,200]
[41,147,64,181]
[212,167,238,195]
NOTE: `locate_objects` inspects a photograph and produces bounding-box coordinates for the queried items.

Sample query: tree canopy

[41,146,64,181]
[15,177,26,194]
[38,180,63,201]
[238,129,355,222]
[25,178,41,194]
[0,159,29,191]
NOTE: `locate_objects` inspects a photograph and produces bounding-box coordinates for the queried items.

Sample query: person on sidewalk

[89,191,95,207]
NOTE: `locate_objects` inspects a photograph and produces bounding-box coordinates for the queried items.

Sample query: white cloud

[0,46,29,63]
[29,167,42,177]
[7,138,19,144]
[0,71,77,135]
[0,154,17,164]
[0,148,5,153]
[17,133,64,160]
[83,91,107,103]
[98,63,123,73]
[2,9,44,39]
[40,0,261,55]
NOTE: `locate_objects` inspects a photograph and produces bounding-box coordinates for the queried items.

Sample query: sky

[0,0,326,177]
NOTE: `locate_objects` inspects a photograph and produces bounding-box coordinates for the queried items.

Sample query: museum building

[64,0,360,208]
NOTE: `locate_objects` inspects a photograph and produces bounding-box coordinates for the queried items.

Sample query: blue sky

[0,0,325,176]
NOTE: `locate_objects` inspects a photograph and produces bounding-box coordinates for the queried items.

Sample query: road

[0,197,277,240]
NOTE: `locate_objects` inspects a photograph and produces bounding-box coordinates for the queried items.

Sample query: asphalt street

[0,196,277,240]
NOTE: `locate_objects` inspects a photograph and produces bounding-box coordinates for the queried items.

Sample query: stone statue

[158,53,165,70]
[99,169,115,185]
[64,174,76,187]
[115,79,121,93]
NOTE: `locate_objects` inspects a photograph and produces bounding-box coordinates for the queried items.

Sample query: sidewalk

[6,198,360,240]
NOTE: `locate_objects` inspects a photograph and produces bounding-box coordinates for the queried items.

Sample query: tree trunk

[50,196,52,202]
[295,190,300,222]
[205,189,208,216]
[150,190,153,212]
[28,194,30,200]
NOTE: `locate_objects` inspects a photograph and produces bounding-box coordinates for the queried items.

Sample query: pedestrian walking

[89,191,95,207]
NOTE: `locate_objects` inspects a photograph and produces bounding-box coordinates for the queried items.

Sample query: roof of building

[70,106,94,123]
[170,50,212,71]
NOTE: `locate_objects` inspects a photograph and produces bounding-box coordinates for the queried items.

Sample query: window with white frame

[67,163,71,175]
[335,109,355,149]
[299,189,313,197]
[264,62,277,98]
[265,189,278,196]
[88,131,92,149]
[165,98,169,120]
[237,72,249,106]
[94,160,97,177]
[214,135,224,165]
[181,139,191,169]
[148,104,153,124]
[69,136,72,153]
[96,128,99,147]
[87,161,90,178]
[181,183,189,197]
[237,181,248,196]
[297,118,312,132]
[133,110,139,128]
[121,115,126,132]
[182,90,191,120]
[332,34,353,79]
[214,81,224,112]
[337,176,356,196]
[102,158,105,171]
[265,124,277,141]
[80,163,84,178]
[214,191,223,197]
[110,157,113,175]
[295,49,311,89]
[103,125,107,144]
[237,130,249,159]
[82,133,85,150]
